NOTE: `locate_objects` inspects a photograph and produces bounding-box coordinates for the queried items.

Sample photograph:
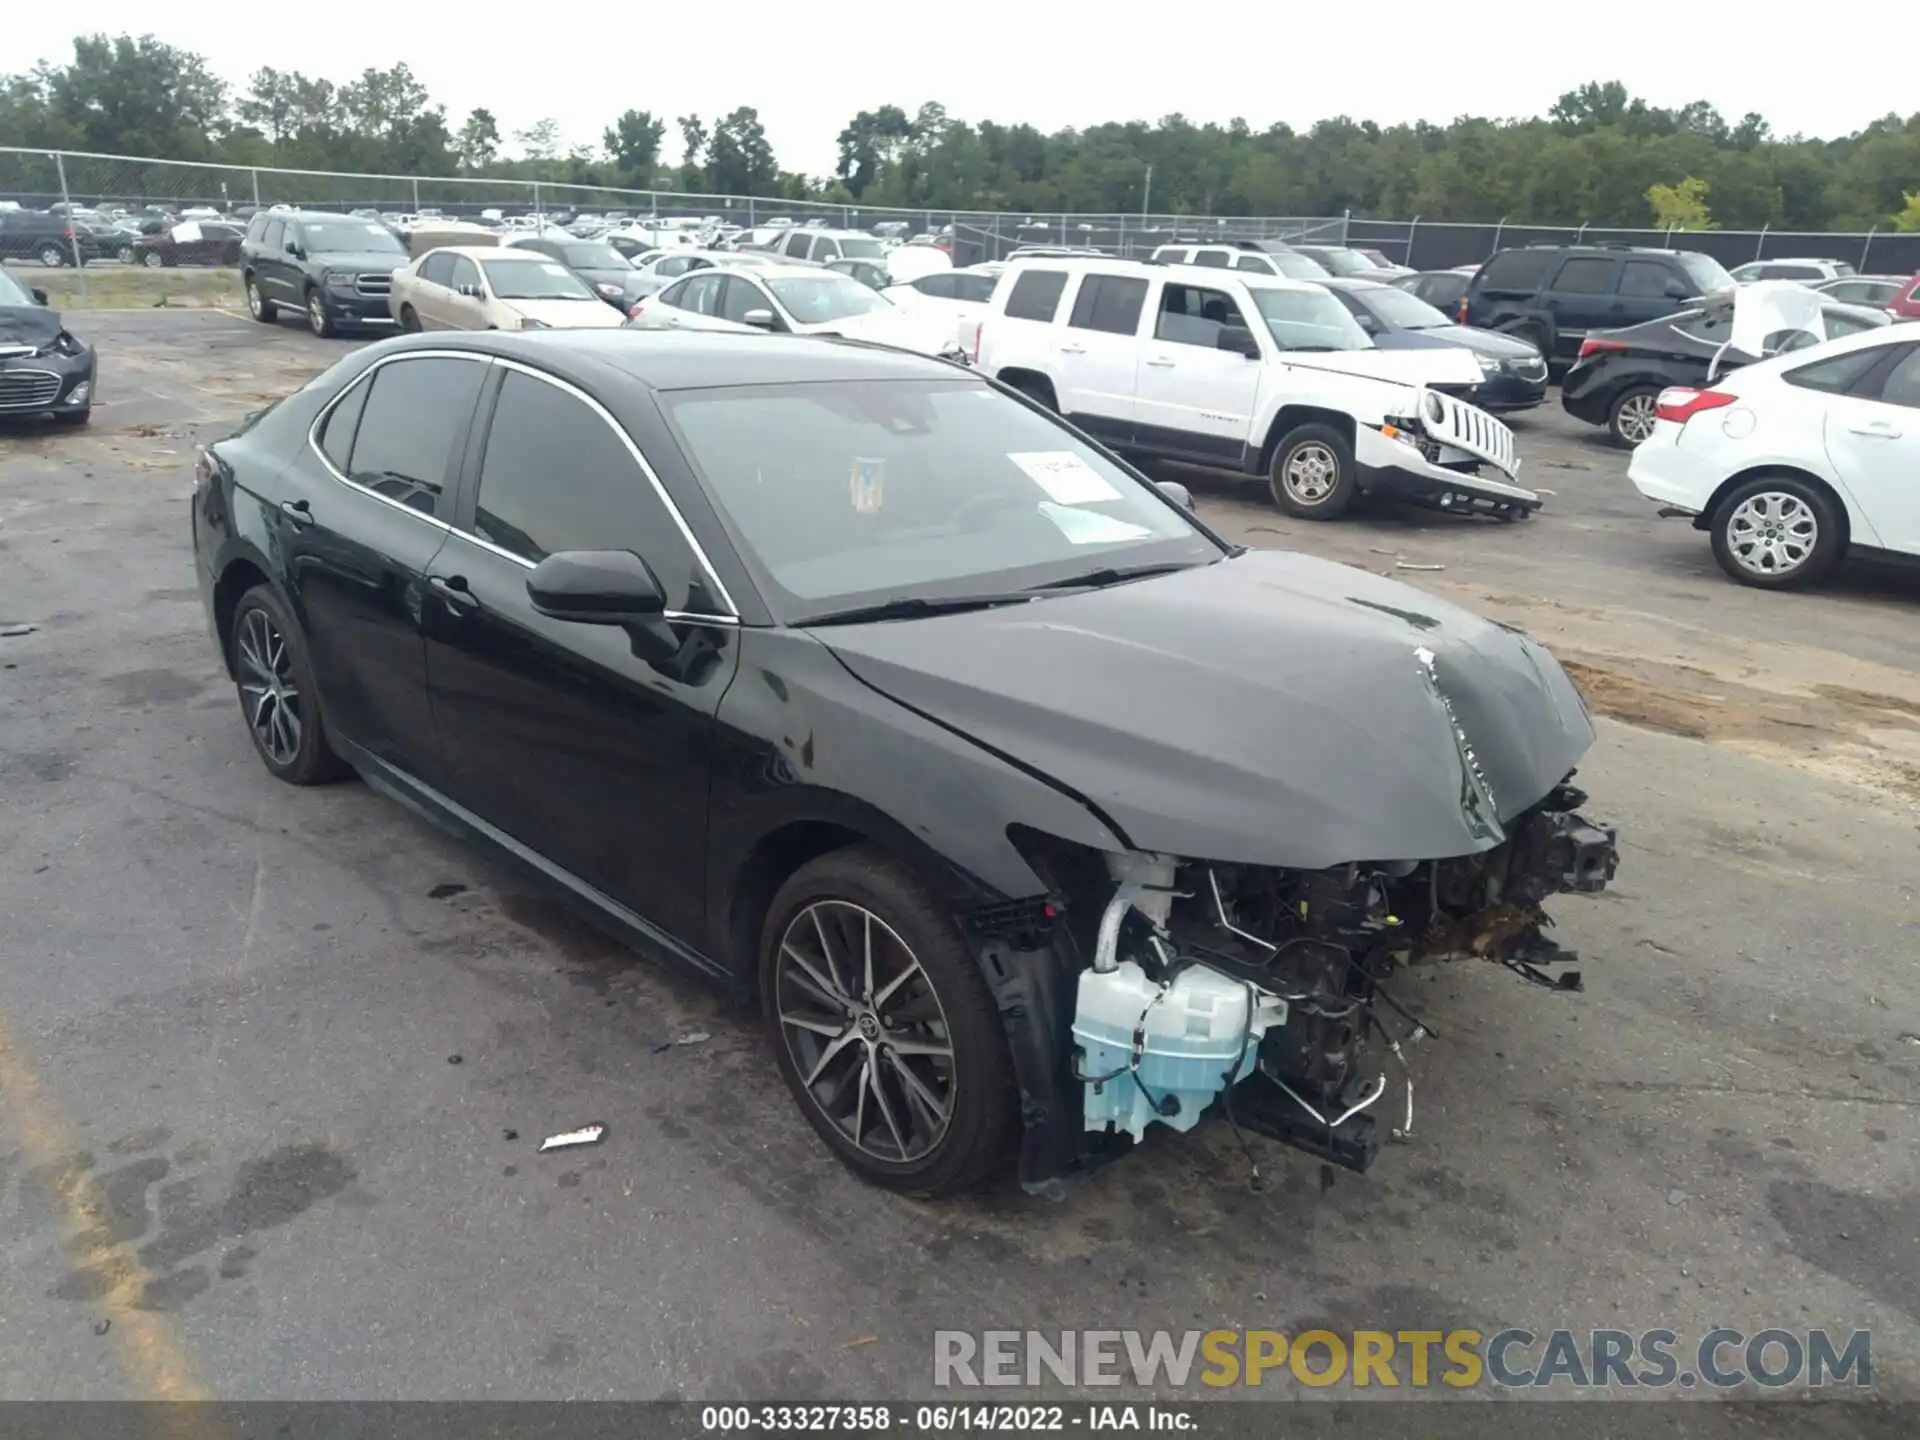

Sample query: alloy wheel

[309,293,329,336]
[773,900,955,1164]
[247,281,263,317]
[1282,442,1339,503]
[1725,491,1817,577]
[1614,392,1658,444]
[235,607,304,767]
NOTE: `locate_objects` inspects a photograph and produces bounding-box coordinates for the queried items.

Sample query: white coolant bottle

[1072,961,1287,1142]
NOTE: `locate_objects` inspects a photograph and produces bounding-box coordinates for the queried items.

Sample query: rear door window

[1619,261,1675,298]
[1550,258,1622,295]
[1067,275,1149,336]
[335,357,487,517]
[1476,249,1554,293]
[1783,347,1888,396]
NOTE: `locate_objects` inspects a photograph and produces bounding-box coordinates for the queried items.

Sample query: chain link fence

[8,146,1919,285]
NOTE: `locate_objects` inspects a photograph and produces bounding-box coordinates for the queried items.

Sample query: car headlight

[519,317,551,331]
[324,272,358,292]
[1477,355,1502,374]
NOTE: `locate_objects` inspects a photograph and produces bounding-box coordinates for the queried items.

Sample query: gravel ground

[1,312,1915,1417]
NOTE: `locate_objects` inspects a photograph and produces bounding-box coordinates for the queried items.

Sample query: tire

[307,288,335,338]
[1268,422,1359,519]
[245,276,277,323]
[759,846,1017,1197]
[117,245,136,265]
[399,303,421,333]
[227,585,350,785]
[1708,475,1843,590]
[37,243,65,268]
[1606,386,1660,448]
[143,250,166,269]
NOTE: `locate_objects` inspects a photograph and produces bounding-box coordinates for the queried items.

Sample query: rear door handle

[279,499,314,528]
[428,575,479,612]
[1058,343,1086,355]
[1848,421,1901,438]
[1144,356,1175,368]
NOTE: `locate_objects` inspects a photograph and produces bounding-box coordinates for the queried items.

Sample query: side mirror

[1216,324,1260,358]
[526,550,667,624]
[31,287,48,306]
[1666,281,1692,300]
[742,308,777,330]
[284,240,301,257]
[1154,480,1196,512]
[1356,314,1380,332]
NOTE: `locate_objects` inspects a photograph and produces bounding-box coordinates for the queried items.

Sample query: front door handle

[428,574,478,612]
[1144,356,1176,368]
[1848,421,1901,439]
[1058,343,1086,355]
[279,499,314,528]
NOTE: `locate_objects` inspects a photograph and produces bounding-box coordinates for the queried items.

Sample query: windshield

[1268,250,1331,279]
[1248,288,1374,350]
[0,268,35,306]
[563,243,627,270]
[836,237,884,259]
[767,274,891,324]
[1677,252,1735,296]
[1355,286,1452,330]
[660,379,1218,616]
[304,221,403,254]
[481,259,597,300]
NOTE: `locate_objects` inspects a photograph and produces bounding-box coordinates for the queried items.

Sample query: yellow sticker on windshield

[850,457,885,515]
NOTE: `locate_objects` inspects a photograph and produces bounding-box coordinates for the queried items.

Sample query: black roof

[376,328,960,393]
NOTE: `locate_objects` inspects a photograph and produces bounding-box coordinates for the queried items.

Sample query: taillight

[1654,387,1736,424]
[970,322,983,365]
[1456,296,1468,323]
[626,301,647,320]
[1577,337,1627,361]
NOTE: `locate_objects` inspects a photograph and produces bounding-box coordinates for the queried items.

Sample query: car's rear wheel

[246,276,277,323]
[117,244,136,265]
[1269,423,1358,519]
[399,303,421,333]
[1607,386,1660,448]
[228,585,349,785]
[143,250,167,269]
[1708,475,1843,590]
[37,242,65,267]
[759,847,1016,1197]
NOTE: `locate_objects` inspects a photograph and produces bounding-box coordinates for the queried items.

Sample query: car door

[655,271,733,331]
[408,252,456,328]
[256,218,290,299]
[1541,256,1624,357]
[1822,343,1920,552]
[716,274,778,332]
[265,219,306,304]
[279,353,488,785]
[1131,279,1262,459]
[1051,272,1148,444]
[422,365,739,941]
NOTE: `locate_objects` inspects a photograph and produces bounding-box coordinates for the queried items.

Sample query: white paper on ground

[1038,502,1153,545]
[1007,451,1123,505]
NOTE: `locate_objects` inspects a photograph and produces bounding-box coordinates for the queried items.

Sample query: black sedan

[191,329,1617,1196]
[0,266,96,425]
[1561,299,1890,446]
[502,236,651,310]
[1316,277,1548,412]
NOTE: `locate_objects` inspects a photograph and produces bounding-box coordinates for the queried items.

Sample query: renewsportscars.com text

[933,1328,1872,1391]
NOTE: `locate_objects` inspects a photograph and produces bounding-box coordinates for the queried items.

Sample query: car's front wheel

[1269,423,1358,519]
[760,848,1016,1197]
[228,585,349,784]
[307,288,335,338]
[143,250,167,269]
[1708,475,1843,589]
[36,243,65,267]
[117,244,136,265]
[399,303,421,332]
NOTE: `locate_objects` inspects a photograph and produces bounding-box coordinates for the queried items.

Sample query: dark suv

[0,211,106,267]
[1460,244,1736,368]
[240,210,408,338]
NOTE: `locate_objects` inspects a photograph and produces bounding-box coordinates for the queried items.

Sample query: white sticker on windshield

[1038,502,1152,546]
[1007,450,1122,505]
[539,262,571,277]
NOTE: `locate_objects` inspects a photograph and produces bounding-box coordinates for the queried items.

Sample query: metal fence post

[746,196,756,228]
[532,181,543,223]
[1491,217,1507,256]
[411,176,421,212]
[52,150,85,296]
[1861,226,1876,272]
[1406,215,1420,267]
[1665,223,1675,246]
[1753,223,1768,260]
[251,168,261,207]
[1341,209,1351,244]
[1576,222,1588,242]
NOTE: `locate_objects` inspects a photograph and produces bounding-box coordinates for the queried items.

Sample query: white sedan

[625,264,967,359]
[880,265,1004,345]
[1628,323,1920,587]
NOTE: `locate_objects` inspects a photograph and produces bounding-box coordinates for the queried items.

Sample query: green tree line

[5,36,1919,229]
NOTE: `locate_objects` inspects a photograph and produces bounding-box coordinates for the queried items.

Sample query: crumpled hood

[816,306,960,355]
[820,549,1595,869]
[1286,346,1485,388]
[0,306,63,350]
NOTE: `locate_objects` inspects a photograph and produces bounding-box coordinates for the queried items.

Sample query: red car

[1888,271,1920,322]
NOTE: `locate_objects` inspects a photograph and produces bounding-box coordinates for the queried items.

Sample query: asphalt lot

[2,311,1917,1412]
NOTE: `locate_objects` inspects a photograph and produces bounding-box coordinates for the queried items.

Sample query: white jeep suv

[966,258,1536,520]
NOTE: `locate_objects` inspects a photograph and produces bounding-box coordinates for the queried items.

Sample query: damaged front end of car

[1362,386,1541,520]
[965,784,1618,1198]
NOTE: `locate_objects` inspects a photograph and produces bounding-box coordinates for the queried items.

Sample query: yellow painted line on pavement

[0,1012,216,1405]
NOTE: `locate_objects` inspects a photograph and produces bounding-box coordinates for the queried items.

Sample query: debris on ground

[427,882,469,900]
[0,624,37,638]
[447,1054,463,1065]
[1397,562,1446,572]
[92,1319,111,1337]
[539,1123,607,1153]
[504,1128,519,1141]
[651,1031,711,1052]
[1667,1189,1688,1207]
[842,1335,879,1350]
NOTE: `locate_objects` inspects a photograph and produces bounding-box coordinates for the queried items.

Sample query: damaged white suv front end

[1359,385,1538,519]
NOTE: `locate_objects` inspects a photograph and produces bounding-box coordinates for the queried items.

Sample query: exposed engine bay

[987,776,1618,1189]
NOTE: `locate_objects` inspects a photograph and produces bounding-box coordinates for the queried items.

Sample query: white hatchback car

[1628,322,1920,587]
[625,264,966,358]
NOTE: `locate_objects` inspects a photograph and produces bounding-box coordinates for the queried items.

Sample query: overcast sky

[12,5,1915,176]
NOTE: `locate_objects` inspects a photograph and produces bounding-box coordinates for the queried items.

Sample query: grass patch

[5,262,243,312]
